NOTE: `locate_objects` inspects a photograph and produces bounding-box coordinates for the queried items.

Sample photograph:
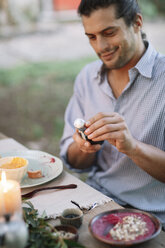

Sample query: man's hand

[73,130,101,154]
[69,112,165,181]
[84,112,137,155]
[67,130,101,169]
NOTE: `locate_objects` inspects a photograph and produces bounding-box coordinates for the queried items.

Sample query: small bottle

[74,118,103,145]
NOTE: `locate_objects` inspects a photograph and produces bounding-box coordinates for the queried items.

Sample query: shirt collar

[92,60,104,81]
[93,61,108,85]
[134,41,157,78]
[93,41,158,82]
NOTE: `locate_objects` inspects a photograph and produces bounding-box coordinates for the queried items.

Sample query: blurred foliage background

[0,0,165,157]
[0,57,95,155]
[139,0,165,18]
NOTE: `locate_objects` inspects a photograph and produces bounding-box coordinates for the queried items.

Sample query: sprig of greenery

[23,201,85,248]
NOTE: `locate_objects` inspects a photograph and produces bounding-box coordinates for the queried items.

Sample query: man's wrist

[67,142,96,169]
[125,139,139,158]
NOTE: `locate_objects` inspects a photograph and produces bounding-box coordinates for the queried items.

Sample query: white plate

[0,150,63,188]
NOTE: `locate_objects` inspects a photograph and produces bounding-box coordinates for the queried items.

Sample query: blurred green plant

[0,57,96,86]
[139,0,158,19]
[151,0,165,15]
[0,57,96,156]
[32,123,44,139]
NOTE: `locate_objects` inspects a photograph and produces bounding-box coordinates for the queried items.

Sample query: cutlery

[71,200,98,213]
[22,184,77,199]
[102,214,122,236]
[103,223,114,236]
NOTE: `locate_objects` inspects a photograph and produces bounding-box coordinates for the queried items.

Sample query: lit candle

[0,171,22,215]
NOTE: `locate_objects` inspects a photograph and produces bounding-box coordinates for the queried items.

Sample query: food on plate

[53,230,76,239]
[52,225,78,241]
[0,157,27,169]
[27,170,43,179]
[50,157,55,163]
[0,156,28,183]
[91,211,156,243]
[109,215,148,241]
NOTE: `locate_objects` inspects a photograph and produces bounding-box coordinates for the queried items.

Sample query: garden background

[0,0,165,157]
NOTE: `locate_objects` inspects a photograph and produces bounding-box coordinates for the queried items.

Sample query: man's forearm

[127,140,165,183]
[67,142,96,169]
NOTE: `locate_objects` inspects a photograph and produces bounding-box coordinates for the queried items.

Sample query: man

[60,0,165,226]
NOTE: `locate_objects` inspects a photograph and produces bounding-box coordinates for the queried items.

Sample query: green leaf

[65,240,85,248]
[23,201,86,248]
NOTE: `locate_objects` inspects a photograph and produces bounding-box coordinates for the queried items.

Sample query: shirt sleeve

[60,69,93,173]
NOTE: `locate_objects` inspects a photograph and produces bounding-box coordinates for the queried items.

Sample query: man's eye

[88,36,96,40]
[104,32,114,36]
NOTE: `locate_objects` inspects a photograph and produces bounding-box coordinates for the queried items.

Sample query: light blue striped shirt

[60,42,165,224]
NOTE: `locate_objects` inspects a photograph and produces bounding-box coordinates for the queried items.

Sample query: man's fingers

[73,132,101,153]
[86,122,126,139]
[86,112,116,126]
[80,144,101,153]
[85,115,124,135]
[91,130,126,142]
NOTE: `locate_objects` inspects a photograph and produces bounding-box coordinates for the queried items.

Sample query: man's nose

[96,36,109,53]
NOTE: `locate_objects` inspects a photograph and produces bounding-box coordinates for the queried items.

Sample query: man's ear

[133,13,143,32]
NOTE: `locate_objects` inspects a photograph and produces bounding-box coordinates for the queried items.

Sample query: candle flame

[1,171,7,184]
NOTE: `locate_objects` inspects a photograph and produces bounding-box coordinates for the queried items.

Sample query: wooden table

[0,133,164,248]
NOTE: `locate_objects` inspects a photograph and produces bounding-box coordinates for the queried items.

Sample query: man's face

[82,6,140,70]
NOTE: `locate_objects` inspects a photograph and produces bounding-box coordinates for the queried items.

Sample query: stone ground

[0,18,165,69]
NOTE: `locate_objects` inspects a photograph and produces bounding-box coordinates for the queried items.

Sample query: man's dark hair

[78,0,141,27]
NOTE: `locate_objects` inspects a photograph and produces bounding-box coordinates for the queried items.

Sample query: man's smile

[100,47,119,60]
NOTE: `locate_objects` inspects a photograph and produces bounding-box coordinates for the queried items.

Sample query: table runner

[22,171,113,217]
[0,138,113,217]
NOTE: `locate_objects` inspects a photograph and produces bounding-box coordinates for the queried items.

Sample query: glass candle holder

[0,210,28,248]
[0,172,28,248]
